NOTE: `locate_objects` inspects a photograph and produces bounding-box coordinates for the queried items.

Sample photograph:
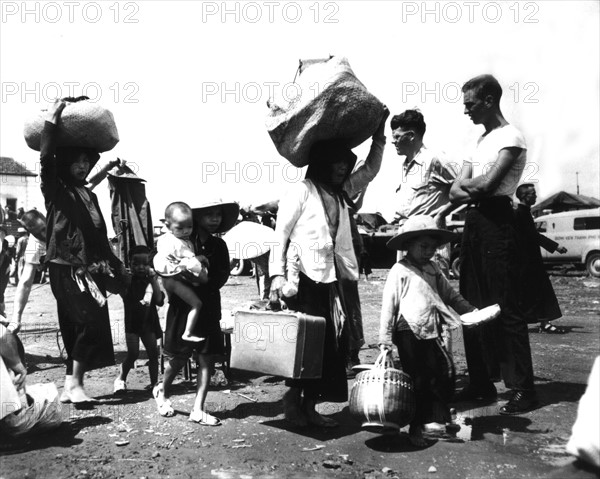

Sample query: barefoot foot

[68,385,97,404]
[305,410,338,428]
[409,425,427,447]
[302,398,338,428]
[283,389,307,427]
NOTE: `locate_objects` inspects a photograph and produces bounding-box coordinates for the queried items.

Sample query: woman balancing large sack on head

[24,96,119,152]
[29,98,125,405]
[265,56,385,167]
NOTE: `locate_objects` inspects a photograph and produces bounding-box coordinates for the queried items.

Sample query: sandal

[153,386,174,417]
[189,409,221,426]
[539,323,567,334]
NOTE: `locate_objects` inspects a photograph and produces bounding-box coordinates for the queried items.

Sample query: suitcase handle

[268,294,289,312]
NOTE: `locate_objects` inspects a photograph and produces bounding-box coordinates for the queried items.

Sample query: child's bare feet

[409,424,427,447]
[181,333,205,342]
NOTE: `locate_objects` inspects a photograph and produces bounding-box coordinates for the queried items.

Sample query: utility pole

[576,172,580,195]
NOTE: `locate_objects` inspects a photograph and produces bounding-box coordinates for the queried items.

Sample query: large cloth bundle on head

[266,56,385,167]
[24,100,119,152]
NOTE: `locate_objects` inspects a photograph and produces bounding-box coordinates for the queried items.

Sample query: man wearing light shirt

[391,110,460,276]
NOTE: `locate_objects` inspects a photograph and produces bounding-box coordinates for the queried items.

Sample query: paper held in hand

[460,304,501,327]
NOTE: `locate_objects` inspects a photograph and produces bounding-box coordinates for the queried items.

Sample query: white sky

[1,0,599,230]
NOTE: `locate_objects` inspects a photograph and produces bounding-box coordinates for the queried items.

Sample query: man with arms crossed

[450,74,537,415]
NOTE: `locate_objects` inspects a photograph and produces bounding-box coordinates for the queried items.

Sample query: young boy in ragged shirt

[378,215,498,447]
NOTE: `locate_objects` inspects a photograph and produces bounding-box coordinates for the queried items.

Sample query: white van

[534,207,600,277]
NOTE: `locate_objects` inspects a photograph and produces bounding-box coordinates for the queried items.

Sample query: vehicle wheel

[586,252,600,278]
[230,259,246,276]
[451,256,461,279]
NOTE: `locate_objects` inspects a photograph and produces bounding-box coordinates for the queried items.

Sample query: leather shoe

[499,390,538,415]
[452,385,497,402]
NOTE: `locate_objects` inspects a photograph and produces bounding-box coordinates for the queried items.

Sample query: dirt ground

[1,268,599,479]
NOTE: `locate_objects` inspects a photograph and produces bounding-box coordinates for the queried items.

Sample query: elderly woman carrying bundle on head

[269,108,389,428]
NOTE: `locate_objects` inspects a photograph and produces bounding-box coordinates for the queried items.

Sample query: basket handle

[373,350,394,370]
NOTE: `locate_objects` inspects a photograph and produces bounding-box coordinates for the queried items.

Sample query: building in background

[0,157,41,236]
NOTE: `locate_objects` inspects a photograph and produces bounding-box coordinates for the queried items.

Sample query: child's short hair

[18,209,45,230]
[164,202,192,221]
[129,244,152,260]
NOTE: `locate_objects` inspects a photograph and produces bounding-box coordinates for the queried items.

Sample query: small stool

[159,330,232,381]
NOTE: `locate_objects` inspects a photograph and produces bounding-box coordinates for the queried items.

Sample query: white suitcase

[230,309,326,379]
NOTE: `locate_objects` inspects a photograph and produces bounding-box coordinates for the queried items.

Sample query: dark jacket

[514,204,562,322]
[108,166,154,268]
[40,121,119,267]
[166,233,230,336]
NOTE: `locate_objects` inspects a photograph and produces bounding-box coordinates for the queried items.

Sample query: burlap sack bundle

[266,56,385,167]
[24,100,119,152]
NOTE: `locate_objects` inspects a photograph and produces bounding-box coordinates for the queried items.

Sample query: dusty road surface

[1,269,599,479]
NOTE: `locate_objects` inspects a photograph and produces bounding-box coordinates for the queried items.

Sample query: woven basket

[349,350,415,434]
[265,56,385,167]
[24,100,119,152]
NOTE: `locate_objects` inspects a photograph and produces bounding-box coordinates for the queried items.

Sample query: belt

[468,196,512,209]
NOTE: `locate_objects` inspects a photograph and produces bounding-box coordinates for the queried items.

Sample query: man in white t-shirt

[450,74,537,415]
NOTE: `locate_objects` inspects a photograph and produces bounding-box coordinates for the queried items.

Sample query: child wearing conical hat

[378,215,499,446]
[154,198,238,426]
